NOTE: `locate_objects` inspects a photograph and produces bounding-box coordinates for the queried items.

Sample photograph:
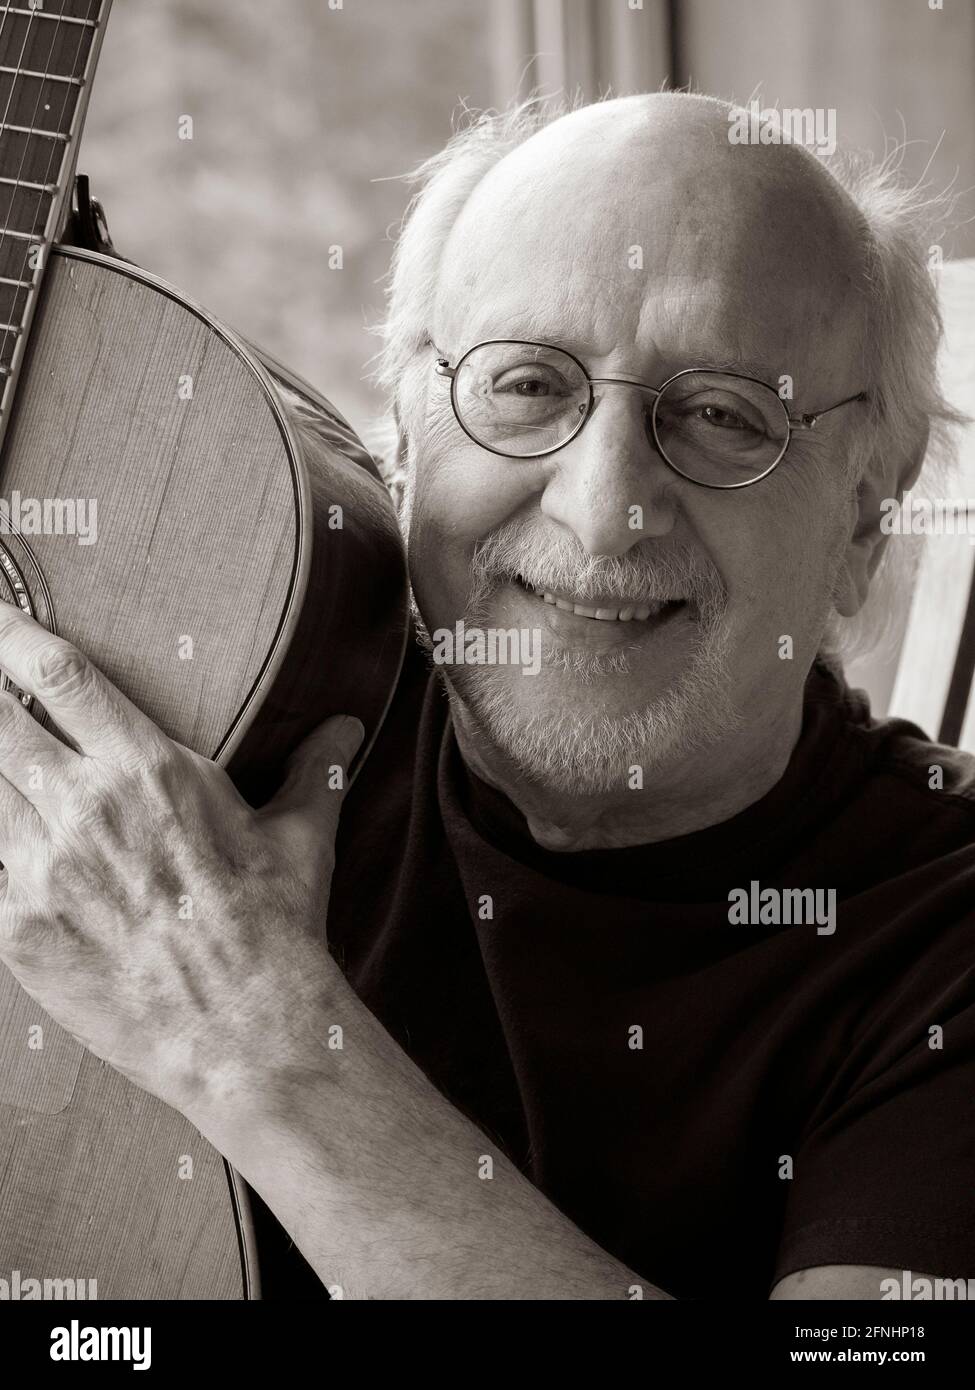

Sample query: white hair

[368,91,968,664]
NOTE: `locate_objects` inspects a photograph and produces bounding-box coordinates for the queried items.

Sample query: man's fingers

[262,716,365,856]
[0,603,171,767]
[0,689,74,807]
[0,764,48,872]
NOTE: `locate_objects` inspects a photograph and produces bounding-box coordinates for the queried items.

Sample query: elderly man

[0,92,971,1302]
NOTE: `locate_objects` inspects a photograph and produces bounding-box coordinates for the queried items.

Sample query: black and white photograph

[0,0,973,1360]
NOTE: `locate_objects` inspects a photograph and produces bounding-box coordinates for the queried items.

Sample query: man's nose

[538,386,678,556]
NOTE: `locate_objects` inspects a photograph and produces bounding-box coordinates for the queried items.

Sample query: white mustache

[470,523,727,613]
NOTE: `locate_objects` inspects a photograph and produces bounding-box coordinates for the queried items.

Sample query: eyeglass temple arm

[434,359,455,379]
[788,391,868,430]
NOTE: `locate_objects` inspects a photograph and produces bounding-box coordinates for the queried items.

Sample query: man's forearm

[190,958,671,1301]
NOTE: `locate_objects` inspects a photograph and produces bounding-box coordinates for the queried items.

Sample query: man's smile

[506,573,691,644]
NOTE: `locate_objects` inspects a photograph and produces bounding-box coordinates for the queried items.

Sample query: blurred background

[81,0,975,448]
[79,0,975,731]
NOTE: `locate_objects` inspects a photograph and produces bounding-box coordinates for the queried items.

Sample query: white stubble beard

[399,462,741,796]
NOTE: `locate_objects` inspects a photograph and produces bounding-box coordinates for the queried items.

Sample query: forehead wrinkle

[438,268,642,360]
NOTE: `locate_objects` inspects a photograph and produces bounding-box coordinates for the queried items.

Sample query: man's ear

[833,418,930,617]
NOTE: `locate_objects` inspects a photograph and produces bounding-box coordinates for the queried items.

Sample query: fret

[0,123,67,138]
[0,67,84,85]
[0,4,100,25]
[0,71,82,134]
[0,274,34,287]
[0,323,20,334]
[0,12,95,84]
[0,176,57,192]
[0,125,72,182]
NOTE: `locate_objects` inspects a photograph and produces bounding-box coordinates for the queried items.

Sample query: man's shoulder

[799,665,975,891]
[826,685,975,896]
[851,698,975,824]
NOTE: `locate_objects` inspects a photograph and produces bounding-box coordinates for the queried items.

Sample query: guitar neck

[0,0,111,448]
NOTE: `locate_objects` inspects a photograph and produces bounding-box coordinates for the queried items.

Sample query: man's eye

[493,368,570,398]
[697,403,755,431]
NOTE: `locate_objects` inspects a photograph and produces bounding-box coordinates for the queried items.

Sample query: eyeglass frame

[433,338,868,491]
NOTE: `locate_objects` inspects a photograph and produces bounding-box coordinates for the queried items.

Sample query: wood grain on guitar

[0,1,409,1299]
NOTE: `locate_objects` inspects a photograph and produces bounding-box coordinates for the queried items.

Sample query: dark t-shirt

[327,639,975,1299]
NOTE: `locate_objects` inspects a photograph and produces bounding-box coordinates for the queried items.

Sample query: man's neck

[448,693,805,852]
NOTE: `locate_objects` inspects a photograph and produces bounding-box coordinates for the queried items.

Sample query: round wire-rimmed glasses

[434,339,867,490]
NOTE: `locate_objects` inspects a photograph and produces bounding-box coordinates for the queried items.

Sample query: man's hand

[0,601,363,1116]
[0,604,667,1299]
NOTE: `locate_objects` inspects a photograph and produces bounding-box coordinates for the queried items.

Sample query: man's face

[403,96,868,794]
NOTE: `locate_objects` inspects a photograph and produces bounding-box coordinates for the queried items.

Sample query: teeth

[539,591,670,621]
[518,577,681,622]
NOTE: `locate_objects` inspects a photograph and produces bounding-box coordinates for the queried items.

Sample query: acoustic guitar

[0,0,409,1298]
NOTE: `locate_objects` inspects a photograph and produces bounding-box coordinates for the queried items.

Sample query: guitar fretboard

[0,0,106,420]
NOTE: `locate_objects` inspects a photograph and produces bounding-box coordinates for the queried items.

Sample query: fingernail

[335,715,366,761]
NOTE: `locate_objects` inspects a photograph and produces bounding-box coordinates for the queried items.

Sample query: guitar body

[0,245,409,1297]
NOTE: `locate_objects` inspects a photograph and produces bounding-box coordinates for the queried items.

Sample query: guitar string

[1,0,97,377]
[0,6,12,90]
[0,0,92,697]
[0,0,65,375]
[0,5,12,309]
[22,0,96,286]
[14,0,96,350]
[0,0,44,374]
